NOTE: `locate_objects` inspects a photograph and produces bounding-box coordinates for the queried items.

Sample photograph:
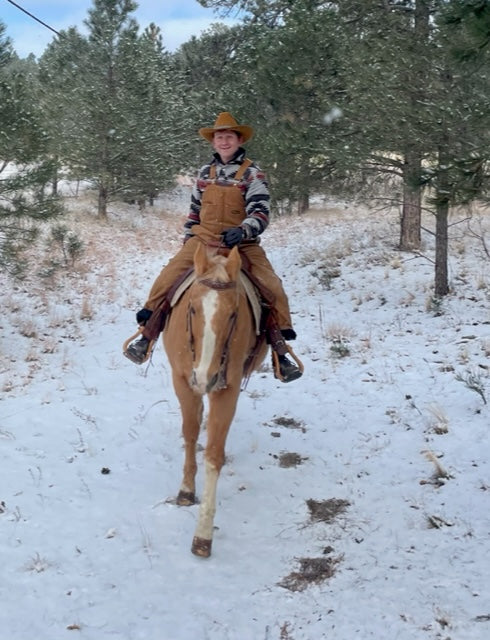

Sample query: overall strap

[208,158,253,181]
[234,158,252,181]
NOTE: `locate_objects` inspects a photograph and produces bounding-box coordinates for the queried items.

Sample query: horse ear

[225,246,242,279]
[194,242,209,276]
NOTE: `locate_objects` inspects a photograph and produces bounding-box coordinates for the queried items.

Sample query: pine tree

[115,23,192,207]
[40,1,192,215]
[38,28,91,194]
[0,23,62,276]
[185,6,344,214]
[173,23,244,170]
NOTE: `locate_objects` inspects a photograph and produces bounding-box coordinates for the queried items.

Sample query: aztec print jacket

[184,148,270,241]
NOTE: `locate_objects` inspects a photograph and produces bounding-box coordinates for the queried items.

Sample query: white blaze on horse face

[192,289,218,393]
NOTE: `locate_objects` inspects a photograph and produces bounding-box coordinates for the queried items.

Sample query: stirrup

[122,327,155,364]
[272,345,304,382]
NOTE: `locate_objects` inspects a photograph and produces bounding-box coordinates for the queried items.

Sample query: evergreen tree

[82,0,139,216]
[173,23,244,170]
[0,23,62,276]
[186,5,344,214]
[444,0,490,60]
[115,23,192,207]
[38,28,91,194]
[231,7,343,214]
[40,1,191,215]
[421,5,490,294]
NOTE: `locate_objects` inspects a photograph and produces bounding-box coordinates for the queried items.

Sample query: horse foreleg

[172,374,203,506]
[192,388,239,557]
[191,458,219,557]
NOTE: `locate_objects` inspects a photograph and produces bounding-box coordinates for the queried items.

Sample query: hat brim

[199,124,254,143]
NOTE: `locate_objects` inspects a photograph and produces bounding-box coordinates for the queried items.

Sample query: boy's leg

[144,237,201,310]
[124,238,200,364]
[240,244,294,333]
[240,245,302,382]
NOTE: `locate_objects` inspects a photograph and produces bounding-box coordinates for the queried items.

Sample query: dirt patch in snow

[306,497,350,524]
[278,554,343,592]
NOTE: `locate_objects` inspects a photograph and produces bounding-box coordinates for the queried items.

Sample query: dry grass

[325,322,355,343]
[420,450,452,487]
[0,191,185,393]
[426,404,449,435]
[18,318,38,338]
[278,555,343,592]
[306,498,350,524]
[277,452,308,468]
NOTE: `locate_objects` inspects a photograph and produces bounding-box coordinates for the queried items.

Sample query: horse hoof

[177,490,195,506]
[191,536,212,558]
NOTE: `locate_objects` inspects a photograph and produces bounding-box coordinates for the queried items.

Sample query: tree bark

[434,198,449,296]
[434,145,449,297]
[399,0,430,251]
[400,152,422,250]
[98,184,108,218]
[298,193,309,215]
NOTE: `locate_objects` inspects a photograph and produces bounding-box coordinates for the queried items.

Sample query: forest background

[1,0,489,296]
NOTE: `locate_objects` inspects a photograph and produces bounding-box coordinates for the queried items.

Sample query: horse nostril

[190,371,198,388]
[206,373,219,393]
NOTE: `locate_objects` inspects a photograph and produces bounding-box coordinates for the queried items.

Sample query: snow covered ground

[1,190,489,639]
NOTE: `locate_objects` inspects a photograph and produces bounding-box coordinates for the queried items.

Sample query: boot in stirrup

[124,335,153,364]
[123,308,154,364]
[274,352,303,383]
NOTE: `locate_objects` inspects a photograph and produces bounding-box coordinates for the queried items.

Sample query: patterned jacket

[185,148,270,241]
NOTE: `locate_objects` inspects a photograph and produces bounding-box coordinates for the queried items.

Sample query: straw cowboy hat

[199,112,254,143]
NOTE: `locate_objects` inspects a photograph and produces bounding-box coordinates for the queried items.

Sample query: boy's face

[212,130,243,163]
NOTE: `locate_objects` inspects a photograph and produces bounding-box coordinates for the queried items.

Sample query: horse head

[188,244,242,394]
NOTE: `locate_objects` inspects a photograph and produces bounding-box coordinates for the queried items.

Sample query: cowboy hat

[199,112,254,143]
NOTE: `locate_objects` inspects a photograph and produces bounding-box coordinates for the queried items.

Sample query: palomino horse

[163,242,268,557]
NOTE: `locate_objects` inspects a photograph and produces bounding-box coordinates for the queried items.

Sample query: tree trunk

[399,0,429,251]
[434,146,449,297]
[51,164,59,196]
[98,184,108,217]
[434,198,449,296]
[298,193,309,215]
[400,153,422,250]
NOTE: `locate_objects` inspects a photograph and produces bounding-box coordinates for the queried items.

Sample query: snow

[1,191,490,639]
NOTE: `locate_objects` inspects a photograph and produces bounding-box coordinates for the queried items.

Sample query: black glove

[136,308,153,325]
[221,227,244,248]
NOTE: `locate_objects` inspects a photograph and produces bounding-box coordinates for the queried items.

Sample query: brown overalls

[143,160,294,339]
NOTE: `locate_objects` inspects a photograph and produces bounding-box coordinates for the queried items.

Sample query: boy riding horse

[124,112,302,383]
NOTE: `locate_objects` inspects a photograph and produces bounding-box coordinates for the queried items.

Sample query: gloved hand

[221,227,244,248]
[136,308,153,325]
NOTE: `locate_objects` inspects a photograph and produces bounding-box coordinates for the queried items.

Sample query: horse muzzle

[190,369,228,394]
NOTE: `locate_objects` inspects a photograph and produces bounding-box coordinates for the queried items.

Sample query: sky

[1,0,239,58]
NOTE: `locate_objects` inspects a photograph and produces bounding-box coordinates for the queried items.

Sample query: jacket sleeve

[183,165,208,239]
[240,165,270,240]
